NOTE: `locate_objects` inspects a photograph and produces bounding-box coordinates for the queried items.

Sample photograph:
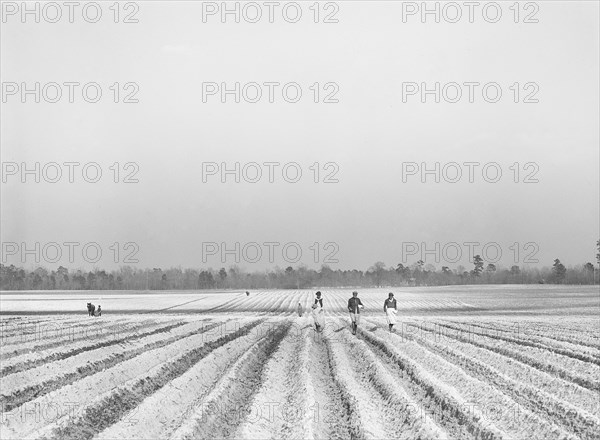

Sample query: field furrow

[331,320,448,439]
[357,327,503,439]
[440,321,600,365]
[0,318,256,439]
[93,320,282,439]
[451,320,600,352]
[304,321,355,440]
[396,319,600,416]
[0,316,88,338]
[0,320,189,375]
[233,318,314,440]
[385,319,600,439]
[170,321,291,440]
[0,318,151,358]
[359,326,577,440]
[407,321,600,391]
[36,320,265,440]
[0,319,218,412]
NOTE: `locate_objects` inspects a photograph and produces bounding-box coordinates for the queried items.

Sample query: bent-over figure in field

[383,292,397,332]
[87,302,95,316]
[312,291,324,332]
[348,291,364,335]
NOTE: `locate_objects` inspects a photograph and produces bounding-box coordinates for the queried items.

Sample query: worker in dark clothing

[347,291,364,335]
[312,291,324,332]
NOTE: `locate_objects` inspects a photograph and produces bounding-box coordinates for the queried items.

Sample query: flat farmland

[1,285,599,439]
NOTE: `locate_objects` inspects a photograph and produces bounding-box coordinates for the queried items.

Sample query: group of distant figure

[84,290,396,331]
[86,302,102,317]
[297,290,398,335]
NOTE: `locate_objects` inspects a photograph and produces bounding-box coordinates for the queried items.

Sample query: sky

[1,1,599,272]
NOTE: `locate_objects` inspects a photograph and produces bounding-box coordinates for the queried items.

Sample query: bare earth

[1,286,598,440]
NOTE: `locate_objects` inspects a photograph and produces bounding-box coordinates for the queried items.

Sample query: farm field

[0,286,599,439]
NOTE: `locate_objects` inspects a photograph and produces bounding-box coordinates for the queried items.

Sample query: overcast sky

[1,1,599,272]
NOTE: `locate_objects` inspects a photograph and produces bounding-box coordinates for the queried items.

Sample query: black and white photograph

[1,1,599,439]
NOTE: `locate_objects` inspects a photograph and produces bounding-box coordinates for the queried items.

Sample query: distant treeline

[1,253,598,290]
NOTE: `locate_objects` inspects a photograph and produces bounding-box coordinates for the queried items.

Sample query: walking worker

[347,291,364,335]
[96,305,102,317]
[383,292,397,332]
[297,302,304,317]
[312,291,324,332]
[314,291,323,308]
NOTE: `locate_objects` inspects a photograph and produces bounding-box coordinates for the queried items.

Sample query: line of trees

[1,241,598,291]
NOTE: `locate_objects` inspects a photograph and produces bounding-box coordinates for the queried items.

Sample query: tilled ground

[0,311,598,440]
